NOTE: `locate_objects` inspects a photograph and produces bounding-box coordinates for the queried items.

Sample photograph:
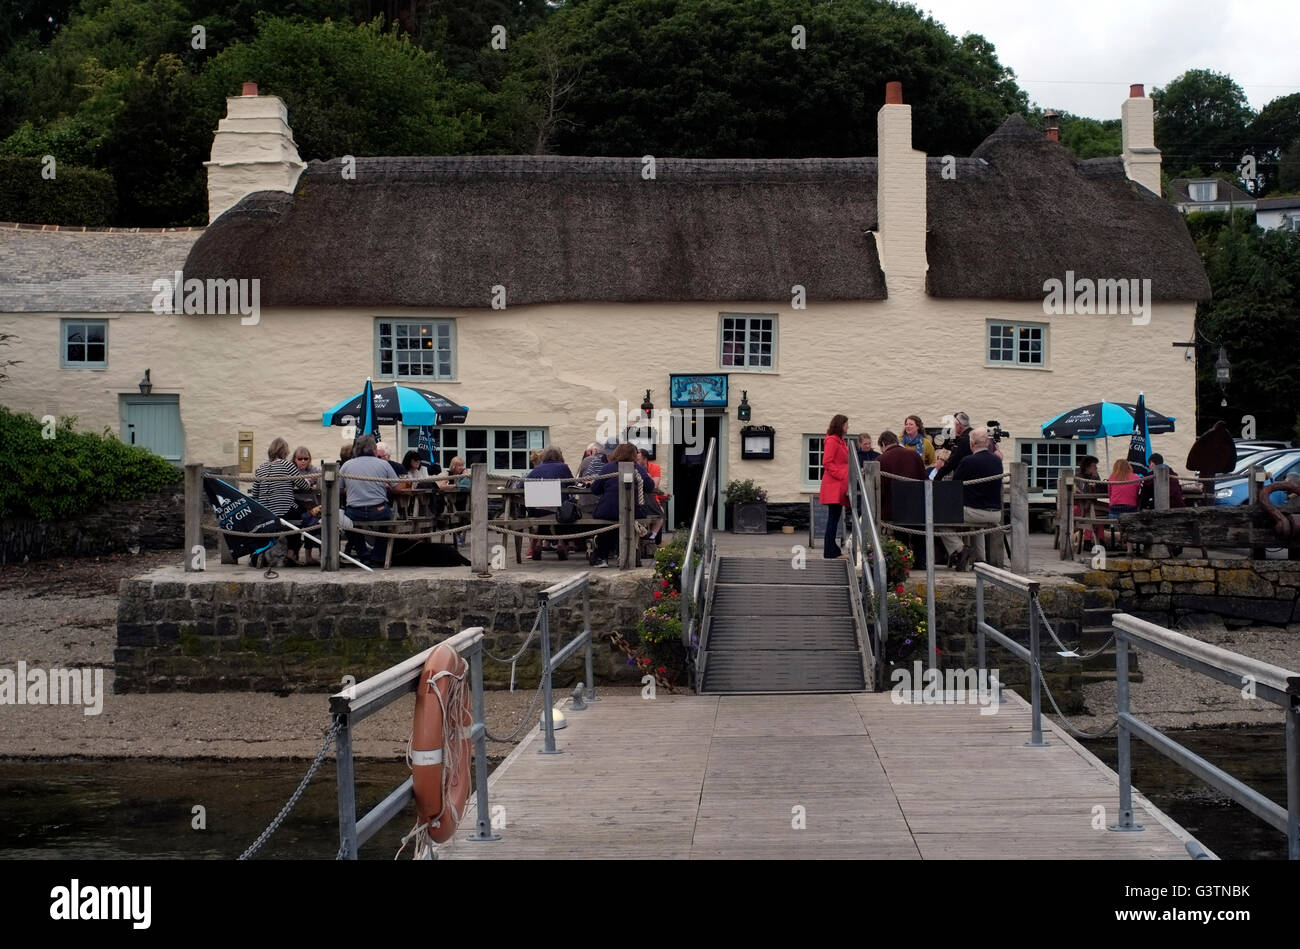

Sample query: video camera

[986,420,1010,444]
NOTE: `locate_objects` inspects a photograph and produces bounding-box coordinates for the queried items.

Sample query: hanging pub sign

[669,374,728,408]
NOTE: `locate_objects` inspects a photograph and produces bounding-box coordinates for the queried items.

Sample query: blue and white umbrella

[1041,398,1175,468]
[323,384,469,429]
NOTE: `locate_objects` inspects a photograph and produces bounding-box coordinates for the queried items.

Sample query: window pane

[67,344,85,361]
[87,324,105,343]
[511,430,527,450]
[87,344,105,362]
[466,430,487,449]
[495,451,511,469]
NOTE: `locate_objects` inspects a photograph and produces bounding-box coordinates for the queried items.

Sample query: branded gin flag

[203,476,281,559]
[417,426,437,467]
[1127,392,1152,471]
[360,377,380,439]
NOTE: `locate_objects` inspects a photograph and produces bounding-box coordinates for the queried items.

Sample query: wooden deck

[446,691,1197,859]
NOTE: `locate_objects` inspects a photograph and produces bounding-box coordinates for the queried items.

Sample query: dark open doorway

[672,413,720,530]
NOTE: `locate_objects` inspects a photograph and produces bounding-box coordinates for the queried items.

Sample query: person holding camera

[943,426,1005,569]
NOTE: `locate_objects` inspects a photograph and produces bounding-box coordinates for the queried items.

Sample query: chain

[483,677,551,743]
[1033,596,1115,661]
[239,720,343,861]
[1030,658,1119,739]
[483,610,544,664]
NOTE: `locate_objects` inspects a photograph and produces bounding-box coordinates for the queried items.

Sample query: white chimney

[876,81,928,291]
[1121,83,1162,196]
[204,82,306,223]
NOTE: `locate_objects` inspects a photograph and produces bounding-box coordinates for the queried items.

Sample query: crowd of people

[820,411,1008,571]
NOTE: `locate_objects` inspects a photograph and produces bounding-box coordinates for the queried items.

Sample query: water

[0,758,491,860]
[1087,725,1289,860]
[0,726,1288,859]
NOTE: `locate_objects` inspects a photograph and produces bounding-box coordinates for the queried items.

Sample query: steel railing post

[583,584,596,703]
[924,478,937,673]
[976,573,986,673]
[538,594,559,754]
[1110,629,1143,831]
[468,644,500,841]
[335,715,358,859]
[1288,693,1299,859]
[1026,588,1047,746]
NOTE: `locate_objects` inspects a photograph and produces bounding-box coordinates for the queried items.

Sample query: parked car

[1234,439,1291,464]
[1214,448,1300,505]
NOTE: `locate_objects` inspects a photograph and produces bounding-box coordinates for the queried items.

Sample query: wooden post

[470,464,489,573]
[184,464,203,572]
[1152,464,1171,557]
[322,461,339,572]
[863,461,881,535]
[1010,461,1029,575]
[1059,470,1075,561]
[618,461,635,569]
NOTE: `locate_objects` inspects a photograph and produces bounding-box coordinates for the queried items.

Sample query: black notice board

[808,496,845,546]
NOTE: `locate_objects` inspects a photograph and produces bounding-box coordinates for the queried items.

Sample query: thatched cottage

[0,81,1210,529]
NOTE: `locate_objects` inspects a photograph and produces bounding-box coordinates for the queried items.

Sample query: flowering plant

[630,537,693,684]
[876,590,929,663]
[724,479,768,504]
[867,537,913,588]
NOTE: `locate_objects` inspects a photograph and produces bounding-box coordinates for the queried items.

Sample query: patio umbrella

[322,384,469,429]
[1126,392,1152,471]
[1041,399,1175,468]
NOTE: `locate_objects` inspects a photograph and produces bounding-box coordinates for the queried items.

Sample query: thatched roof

[185,156,886,307]
[926,116,1210,300]
[185,117,1210,306]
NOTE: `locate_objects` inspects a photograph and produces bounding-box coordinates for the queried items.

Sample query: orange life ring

[410,643,472,844]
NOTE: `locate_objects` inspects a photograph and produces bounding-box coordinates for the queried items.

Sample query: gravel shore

[1,550,1296,758]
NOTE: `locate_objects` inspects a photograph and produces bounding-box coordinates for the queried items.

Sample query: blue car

[1213,448,1300,506]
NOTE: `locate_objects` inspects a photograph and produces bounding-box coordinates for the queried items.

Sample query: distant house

[1255,195,1300,232]
[1,82,1211,528]
[1169,177,1256,215]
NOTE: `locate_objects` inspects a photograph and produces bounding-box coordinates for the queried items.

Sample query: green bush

[0,407,181,520]
[0,156,117,225]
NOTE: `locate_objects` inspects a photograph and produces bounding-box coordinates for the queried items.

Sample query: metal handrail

[973,562,1046,747]
[846,441,889,682]
[537,572,597,754]
[329,625,495,859]
[1110,613,1300,858]
[680,438,718,659]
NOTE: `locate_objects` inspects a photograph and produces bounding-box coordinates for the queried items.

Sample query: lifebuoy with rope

[407,642,472,852]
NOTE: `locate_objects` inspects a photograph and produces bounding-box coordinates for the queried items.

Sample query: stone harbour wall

[116,569,658,693]
[1,485,185,564]
[1082,558,1300,626]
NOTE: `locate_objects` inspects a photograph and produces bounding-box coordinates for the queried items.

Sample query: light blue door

[121,396,184,463]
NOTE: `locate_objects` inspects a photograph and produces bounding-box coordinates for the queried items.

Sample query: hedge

[0,156,117,226]
[0,407,182,520]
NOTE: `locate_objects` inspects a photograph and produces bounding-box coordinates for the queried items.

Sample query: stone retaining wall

[1,485,185,563]
[1082,558,1300,626]
[116,569,657,693]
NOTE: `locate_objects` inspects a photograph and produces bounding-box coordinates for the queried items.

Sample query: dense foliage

[0,407,182,520]
[0,155,117,225]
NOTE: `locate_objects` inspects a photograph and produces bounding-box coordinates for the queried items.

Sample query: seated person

[525,447,577,559]
[1138,453,1185,509]
[588,443,655,567]
[339,435,399,567]
[289,445,321,565]
[250,437,309,567]
[637,448,667,544]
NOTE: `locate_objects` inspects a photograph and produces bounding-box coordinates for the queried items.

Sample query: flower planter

[732,500,768,534]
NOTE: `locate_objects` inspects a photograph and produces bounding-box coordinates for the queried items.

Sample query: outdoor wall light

[138,369,152,395]
[1215,347,1231,406]
[737,390,752,422]
[641,389,654,416]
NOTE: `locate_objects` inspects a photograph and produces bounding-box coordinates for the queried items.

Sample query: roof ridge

[0,222,206,233]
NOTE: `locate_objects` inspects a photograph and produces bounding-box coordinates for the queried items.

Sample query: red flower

[661,580,670,588]
[654,591,662,599]
[657,666,667,674]
[895,585,905,595]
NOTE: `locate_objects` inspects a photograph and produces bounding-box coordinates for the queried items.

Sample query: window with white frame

[803,434,825,487]
[62,320,107,368]
[414,426,547,474]
[1018,439,1089,491]
[720,314,775,370]
[377,319,454,380]
[1188,180,1217,202]
[987,321,1045,367]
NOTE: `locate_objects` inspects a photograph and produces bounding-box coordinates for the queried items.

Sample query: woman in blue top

[588,443,656,567]
[526,447,576,560]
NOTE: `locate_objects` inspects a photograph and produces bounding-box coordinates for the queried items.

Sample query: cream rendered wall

[1,312,187,436]
[132,298,1199,500]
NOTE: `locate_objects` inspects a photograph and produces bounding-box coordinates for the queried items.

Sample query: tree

[1248,92,1300,196]
[198,17,488,163]
[1281,137,1300,193]
[509,0,1029,159]
[1152,69,1255,183]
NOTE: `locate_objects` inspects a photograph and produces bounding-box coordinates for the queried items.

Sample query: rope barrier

[882,522,1010,537]
[879,469,1010,485]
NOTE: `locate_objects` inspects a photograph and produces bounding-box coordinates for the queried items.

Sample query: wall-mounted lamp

[641,389,654,416]
[1215,346,1231,407]
[737,390,751,422]
[138,369,152,395]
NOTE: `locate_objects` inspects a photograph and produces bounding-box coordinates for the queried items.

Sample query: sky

[915,0,1299,119]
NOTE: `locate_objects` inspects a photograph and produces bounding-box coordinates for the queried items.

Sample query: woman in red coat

[819,414,851,558]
